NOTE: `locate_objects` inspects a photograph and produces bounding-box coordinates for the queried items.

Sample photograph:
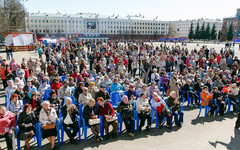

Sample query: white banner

[5,34,13,46]
[13,34,33,46]
[5,33,33,46]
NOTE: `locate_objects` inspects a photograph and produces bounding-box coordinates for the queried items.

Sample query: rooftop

[29,12,166,22]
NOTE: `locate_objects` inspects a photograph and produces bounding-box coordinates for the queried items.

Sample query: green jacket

[117,101,134,120]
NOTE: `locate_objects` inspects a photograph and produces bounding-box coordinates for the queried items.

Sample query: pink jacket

[0,112,16,135]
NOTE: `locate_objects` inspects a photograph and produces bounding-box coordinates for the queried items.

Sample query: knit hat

[121,95,128,101]
[129,84,134,88]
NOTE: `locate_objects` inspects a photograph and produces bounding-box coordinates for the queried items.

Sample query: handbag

[141,111,151,117]
[63,112,73,125]
[162,108,171,116]
[106,114,118,122]
[43,109,56,130]
[122,108,133,119]
[89,118,100,125]
[43,124,56,130]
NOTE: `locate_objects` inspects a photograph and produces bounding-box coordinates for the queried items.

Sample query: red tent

[38,37,45,41]
[58,37,66,41]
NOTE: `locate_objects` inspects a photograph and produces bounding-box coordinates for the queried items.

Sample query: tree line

[188,22,234,41]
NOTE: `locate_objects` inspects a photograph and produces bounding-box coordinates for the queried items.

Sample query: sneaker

[146,126,150,131]
[111,133,117,138]
[166,125,172,129]
[98,137,103,141]
[95,135,100,141]
[158,124,163,129]
[105,133,110,140]
[176,123,182,127]
[128,133,135,137]
[207,111,211,117]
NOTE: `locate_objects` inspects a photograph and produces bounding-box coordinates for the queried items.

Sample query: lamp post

[45,14,48,38]
[20,0,28,32]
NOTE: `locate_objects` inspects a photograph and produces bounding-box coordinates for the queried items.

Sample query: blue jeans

[123,119,134,133]
[173,111,184,125]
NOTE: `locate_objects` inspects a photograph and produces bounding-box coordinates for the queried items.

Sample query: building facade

[28,12,169,41]
[223,8,240,38]
[169,19,222,38]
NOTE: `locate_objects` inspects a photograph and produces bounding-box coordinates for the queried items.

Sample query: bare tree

[0,0,25,41]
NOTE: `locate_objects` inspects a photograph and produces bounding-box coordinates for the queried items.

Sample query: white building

[169,19,222,38]
[28,12,169,41]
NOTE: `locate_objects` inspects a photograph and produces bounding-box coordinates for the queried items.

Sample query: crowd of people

[0,40,240,150]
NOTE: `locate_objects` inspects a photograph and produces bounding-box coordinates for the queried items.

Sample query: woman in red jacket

[0,64,7,88]
[0,106,16,150]
[22,62,29,83]
[97,97,118,139]
[51,78,63,92]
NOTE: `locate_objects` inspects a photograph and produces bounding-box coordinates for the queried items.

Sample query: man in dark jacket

[212,87,225,116]
[167,91,183,127]
[95,85,110,100]
[61,97,79,144]
[74,82,84,101]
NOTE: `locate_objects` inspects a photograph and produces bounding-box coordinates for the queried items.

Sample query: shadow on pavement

[191,113,235,125]
[208,129,240,150]
[32,126,181,150]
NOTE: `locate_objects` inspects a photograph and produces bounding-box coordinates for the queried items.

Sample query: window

[54,20,56,23]
[31,20,33,23]
[35,20,37,23]
[39,20,41,23]
[58,20,60,23]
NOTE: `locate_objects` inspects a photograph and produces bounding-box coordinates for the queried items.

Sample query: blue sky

[24,0,239,21]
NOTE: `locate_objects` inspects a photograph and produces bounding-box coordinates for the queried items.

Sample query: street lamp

[20,0,28,32]
[45,14,48,38]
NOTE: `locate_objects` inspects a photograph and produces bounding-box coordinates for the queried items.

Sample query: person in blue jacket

[110,78,121,92]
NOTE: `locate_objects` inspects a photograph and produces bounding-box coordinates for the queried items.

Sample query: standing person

[169,72,180,99]
[9,45,13,60]
[141,58,149,84]
[40,56,46,74]
[61,97,79,144]
[17,104,36,150]
[235,102,240,130]
[6,46,10,60]
[0,64,7,88]
[0,106,16,150]
[39,101,58,150]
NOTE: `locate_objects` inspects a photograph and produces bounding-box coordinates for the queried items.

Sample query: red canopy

[38,37,45,41]
[58,37,66,41]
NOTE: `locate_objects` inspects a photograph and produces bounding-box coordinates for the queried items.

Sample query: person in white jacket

[39,101,58,150]
[136,93,151,131]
